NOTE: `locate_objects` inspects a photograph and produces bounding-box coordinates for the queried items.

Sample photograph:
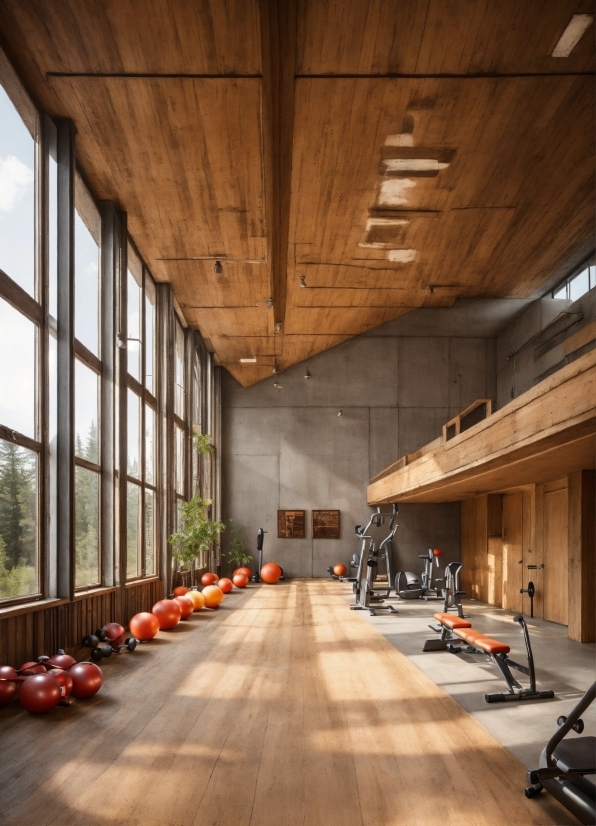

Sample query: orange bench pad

[433,612,472,630]
[453,627,510,655]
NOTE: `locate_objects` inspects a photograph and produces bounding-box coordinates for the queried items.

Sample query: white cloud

[0,155,34,213]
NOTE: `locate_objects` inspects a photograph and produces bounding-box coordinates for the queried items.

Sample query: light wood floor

[0,580,573,826]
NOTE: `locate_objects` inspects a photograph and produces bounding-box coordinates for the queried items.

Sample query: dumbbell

[557,715,584,734]
[111,637,138,654]
[90,643,113,662]
[82,629,108,649]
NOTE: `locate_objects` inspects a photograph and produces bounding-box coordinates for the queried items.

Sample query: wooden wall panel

[543,480,569,627]
[460,496,488,601]
[568,470,596,642]
[502,493,523,612]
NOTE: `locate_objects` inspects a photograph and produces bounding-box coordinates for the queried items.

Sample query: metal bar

[55,118,75,600]
[491,653,523,692]
[100,201,116,587]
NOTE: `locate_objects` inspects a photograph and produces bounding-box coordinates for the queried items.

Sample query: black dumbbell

[90,643,113,662]
[113,637,138,654]
[557,715,584,734]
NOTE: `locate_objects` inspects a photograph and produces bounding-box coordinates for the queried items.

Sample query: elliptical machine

[420,548,445,600]
[442,561,466,618]
[351,505,398,616]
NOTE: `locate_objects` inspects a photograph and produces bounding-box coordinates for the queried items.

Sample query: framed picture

[312,509,340,539]
[277,510,306,539]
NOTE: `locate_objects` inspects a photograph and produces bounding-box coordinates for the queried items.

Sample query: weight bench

[423,612,554,704]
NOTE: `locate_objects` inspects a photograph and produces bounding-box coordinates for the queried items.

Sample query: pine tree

[0,439,36,569]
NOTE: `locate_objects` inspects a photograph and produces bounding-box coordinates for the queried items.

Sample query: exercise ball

[234,567,252,580]
[217,577,233,594]
[0,665,18,681]
[103,622,126,645]
[0,679,18,706]
[173,585,190,597]
[68,662,103,698]
[174,595,194,619]
[202,585,224,609]
[129,612,160,641]
[260,563,282,584]
[433,548,443,557]
[232,573,249,588]
[19,674,61,713]
[186,590,205,611]
[48,668,73,698]
[333,564,347,577]
[201,572,218,587]
[152,599,182,630]
[46,652,76,671]
[19,661,46,676]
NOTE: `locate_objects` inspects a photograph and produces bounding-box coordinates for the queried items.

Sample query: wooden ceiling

[0,0,593,386]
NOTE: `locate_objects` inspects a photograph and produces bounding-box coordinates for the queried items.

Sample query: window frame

[551,254,595,301]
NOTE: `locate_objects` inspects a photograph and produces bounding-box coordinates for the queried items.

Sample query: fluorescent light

[552,14,593,57]
[384,133,414,147]
[386,249,416,263]
[240,357,257,363]
[383,158,441,173]
[365,217,409,231]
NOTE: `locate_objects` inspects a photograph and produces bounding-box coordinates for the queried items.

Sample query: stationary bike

[351,505,398,616]
[420,548,445,600]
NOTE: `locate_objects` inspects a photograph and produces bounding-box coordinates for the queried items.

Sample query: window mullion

[100,201,116,588]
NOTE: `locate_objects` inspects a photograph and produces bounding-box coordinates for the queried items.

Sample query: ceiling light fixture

[304,368,311,379]
[273,381,283,390]
[240,357,257,363]
[275,322,282,333]
[337,408,344,418]
[552,14,593,57]
[213,260,223,274]
[300,275,307,288]
[267,297,273,307]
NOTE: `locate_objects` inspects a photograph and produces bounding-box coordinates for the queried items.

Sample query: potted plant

[226,520,253,572]
[169,495,225,582]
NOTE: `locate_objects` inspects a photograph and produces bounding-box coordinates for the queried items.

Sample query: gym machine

[420,548,445,599]
[442,561,467,618]
[525,682,595,825]
[251,528,266,583]
[351,505,398,616]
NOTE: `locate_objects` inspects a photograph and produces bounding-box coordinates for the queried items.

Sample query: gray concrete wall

[220,299,522,580]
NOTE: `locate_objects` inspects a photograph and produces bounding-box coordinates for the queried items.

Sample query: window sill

[74,586,117,601]
[0,596,70,620]
[125,576,161,589]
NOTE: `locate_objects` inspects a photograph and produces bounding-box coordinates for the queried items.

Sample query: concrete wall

[220,299,522,580]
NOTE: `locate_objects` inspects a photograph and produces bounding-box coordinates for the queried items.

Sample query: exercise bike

[442,561,467,618]
[395,548,448,601]
[420,548,445,599]
[351,505,398,616]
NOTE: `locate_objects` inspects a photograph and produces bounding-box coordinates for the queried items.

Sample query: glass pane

[75,175,101,355]
[175,322,185,418]
[569,268,589,303]
[75,465,100,587]
[175,425,184,495]
[590,265,594,290]
[553,285,567,300]
[145,404,154,484]
[0,84,35,296]
[0,439,38,599]
[145,489,155,576]
[127,482,141,578]
[145,275,156,393]
[127,243,142,381]
[49,145,57,319]
[0,297,36,438]
[127,388,140,478]
[75,359,99,464]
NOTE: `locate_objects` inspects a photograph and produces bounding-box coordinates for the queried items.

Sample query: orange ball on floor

[232,573,249,588]
[186,590,206,611]
[217,577,233,594]
[152,599,182,630]
[233,566,252,580]
[172,585,190,597]
[174,595,194,619]
[333,564,347,576]
[260,563,282,584]
[201,572,218,587]
[202,585,224,608]
[129,612,160,641]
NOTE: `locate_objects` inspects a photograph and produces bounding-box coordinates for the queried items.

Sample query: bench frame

[424,614,555,704]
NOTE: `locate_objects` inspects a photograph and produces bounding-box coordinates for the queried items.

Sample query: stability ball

[202,585,224,609]
[232,573,249,588]
[46,652,77,671]
[104,622,126,646]
[68,662,103,699]
[48,668,74,698]
[174,595,194,619]
[217,577,233,594]
[172,585,190,597]
[0,665,18,681]
[201,572,218,587]
[186,590,205,611]
[260,563,282,584]
[333,564,347,577]
[129,612,160,641]
[0,679,18,706]
[152,599,182,630]
[19,661,46,676]
[19,674,61,713]
[234,567,252,580]
[433,548,443,557]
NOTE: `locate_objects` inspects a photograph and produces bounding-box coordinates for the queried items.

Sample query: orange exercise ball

[217,577,233,594]
[234,566,252,580]
[173,585,190,597]
[202,585,224,609]
[174,595,194,619]
[129,612,160,641]
[0,679,18,706]
[186,590,205,611]
[232,573,249,588]
[260,563,282,584]
[201,572,218,587]
[152,599,182,630]
[333,564,347,577]
[433,548,443,557]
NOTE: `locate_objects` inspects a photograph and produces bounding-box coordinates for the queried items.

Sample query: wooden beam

[568,469,595,642]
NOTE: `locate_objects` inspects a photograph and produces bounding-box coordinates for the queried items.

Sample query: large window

[126,242,158,579]
[553,256,595,302]
[0,76,41,602]
[174,319,187,528]
[74,174,102,589]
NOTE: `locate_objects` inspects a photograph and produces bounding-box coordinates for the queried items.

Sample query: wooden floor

[0,580,573,826]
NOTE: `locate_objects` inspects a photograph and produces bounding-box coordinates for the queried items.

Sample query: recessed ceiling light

[552,14,593,57]
[240,357,257,363]
[300,275,307,288]
[213,260,223,274]
[387,249,417,263]
[383,158,443,174]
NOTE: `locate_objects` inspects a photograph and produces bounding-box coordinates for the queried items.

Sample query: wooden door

[502,493,523,612]
[543,485,569,626]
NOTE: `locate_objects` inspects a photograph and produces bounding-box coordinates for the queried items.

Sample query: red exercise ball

[234,567,252,580]
[19,674,61,713]
[201,572,218,587]
[232,573,249,588]
[19,661,46,676]
[152,599,182,630]
[333,564,347,577]
[48,668,73,698]
[0,665,18,681]
[129,612,160,641]
[260,563,282,584]
[0,679,18,706]
[173,585,190,597]
[46,653,77,671]
[103,622,126,645]
[174,595,194,619]
[202,585,224,609]
[68,662,103,699]
[217,577,233,594]
[433,548,443,557]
